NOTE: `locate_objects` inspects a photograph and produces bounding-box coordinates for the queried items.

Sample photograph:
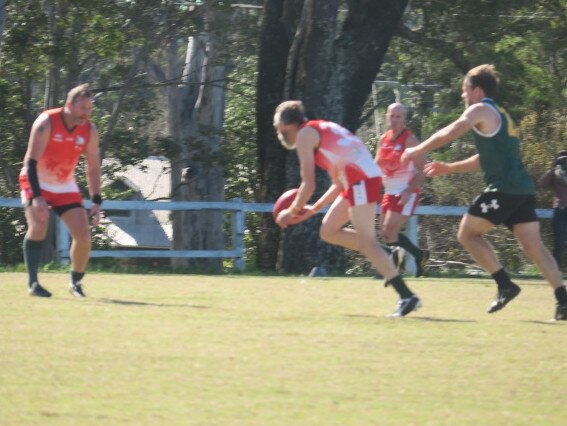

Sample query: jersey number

[497,106,519,138]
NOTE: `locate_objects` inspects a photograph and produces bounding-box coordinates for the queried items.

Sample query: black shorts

[468,192,537,229]
[52,203,84,216]
[24,200,84,217]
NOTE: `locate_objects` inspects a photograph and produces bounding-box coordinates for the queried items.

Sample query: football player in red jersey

[273,100,421,317]
[375,103,427,277]
[20,84,102,298]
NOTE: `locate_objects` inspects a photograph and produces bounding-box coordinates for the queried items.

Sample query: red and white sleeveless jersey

[304,120,382,190]
[377,128,416,194]
[20,108,90,193]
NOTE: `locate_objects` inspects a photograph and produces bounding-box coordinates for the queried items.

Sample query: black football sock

[393,233,422,261]
[385,275,414,299]
[23,238,44,286]
[554,286,567,306]
[491,268,515,291]
[71,271,85,285]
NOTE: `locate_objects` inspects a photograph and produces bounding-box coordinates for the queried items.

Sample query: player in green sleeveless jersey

[402,64,567,321]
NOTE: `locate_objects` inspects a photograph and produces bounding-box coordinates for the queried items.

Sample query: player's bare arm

[84,123,102,226]
[373,134,386,163]
[276,127,319,227]
[309,184,342,213]
[24,113,52,218]
[399,134,426,205]
[24,113,51,164]
[84,123,102,196]
[401,104,485,165]
[424,154,481,176]
[288,126,319,212]
[287,184,342,227]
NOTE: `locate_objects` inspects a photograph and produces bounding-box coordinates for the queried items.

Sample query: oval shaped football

[272,188,300,221]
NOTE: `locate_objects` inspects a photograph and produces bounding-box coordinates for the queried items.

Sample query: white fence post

[404,215,418,275]
[232,198,245,271]
[56,216,70,264]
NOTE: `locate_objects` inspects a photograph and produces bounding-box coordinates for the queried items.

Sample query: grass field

[1,272,566,425]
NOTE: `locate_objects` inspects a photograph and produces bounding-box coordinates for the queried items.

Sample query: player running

[273,100,421,317]
[375,102,427,277]
[402,64,567,320]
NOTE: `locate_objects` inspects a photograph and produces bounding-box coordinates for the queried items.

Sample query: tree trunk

[43,0,62,108]
[0,0,6,58]
[100,44,150,160]
[255,0,304,270]
[42,0,65,263]
[257,0,409,273]
[169,24,228,271]
[65,16,83,90]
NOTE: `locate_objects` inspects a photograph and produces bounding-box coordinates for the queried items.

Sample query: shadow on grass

[520,319,565,325]
[407,316,477,323]
[345,314,476,323]
[95,297,210,309]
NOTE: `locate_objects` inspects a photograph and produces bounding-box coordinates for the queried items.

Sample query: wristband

[91,194,103,205]
[26,159,42,199]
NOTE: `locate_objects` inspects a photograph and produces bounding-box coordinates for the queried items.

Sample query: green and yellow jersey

[472,98,535,195]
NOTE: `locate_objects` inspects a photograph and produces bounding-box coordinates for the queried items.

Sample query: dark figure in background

[540,151,567,268]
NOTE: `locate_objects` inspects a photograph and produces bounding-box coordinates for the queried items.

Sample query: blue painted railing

[0,198,553,272]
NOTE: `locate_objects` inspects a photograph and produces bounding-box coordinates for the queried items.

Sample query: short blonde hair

[273,100,307,127]
[465,64,499,98]
[66,83,92,104]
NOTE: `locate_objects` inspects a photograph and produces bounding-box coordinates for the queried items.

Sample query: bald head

[386,102,407,131]
[387,102,406,116]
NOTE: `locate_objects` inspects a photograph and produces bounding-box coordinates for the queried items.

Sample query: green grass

[1,273,566,425]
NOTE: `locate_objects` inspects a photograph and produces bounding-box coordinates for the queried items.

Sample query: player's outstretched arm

[402,106,480,165]
[310,184,342,213]
[403,133,426,192]
[424,154,480,177]
[279,184,342,227]
[23,113,51,222]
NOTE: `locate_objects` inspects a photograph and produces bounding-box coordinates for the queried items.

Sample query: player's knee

[73,231,91,246]
[457,231,479,249]
[319,224,336,243]
[381,227,397,243]
[520,238,543,256]
[27,222,48,240]
[456,229,469,246]
[319,226,331,243]
[28,215,49,231]
[27,229,48,241]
